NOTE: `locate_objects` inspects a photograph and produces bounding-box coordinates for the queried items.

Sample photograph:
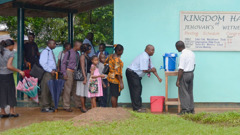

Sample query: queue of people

[0,31,195,117]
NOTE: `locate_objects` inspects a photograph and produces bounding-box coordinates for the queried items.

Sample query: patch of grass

[2,111,240,135]
[182,111,240,126]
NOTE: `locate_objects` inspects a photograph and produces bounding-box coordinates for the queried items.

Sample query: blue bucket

[162,53,178,71]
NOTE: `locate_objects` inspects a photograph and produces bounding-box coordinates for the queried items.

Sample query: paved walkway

[0,107,239,132]
[0,107,82,132]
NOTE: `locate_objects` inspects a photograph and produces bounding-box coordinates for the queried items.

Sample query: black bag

[30,49,50,80]
[30,64,45,80]
[102,64,109,74]
[73,56,86,81]
[102,55,112,74]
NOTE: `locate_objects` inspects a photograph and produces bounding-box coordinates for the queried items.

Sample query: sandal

[80,108,87,113]
[9,114,19,118]
[0,114,9,118]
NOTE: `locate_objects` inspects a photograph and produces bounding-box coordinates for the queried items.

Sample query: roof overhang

[0,0,113,18]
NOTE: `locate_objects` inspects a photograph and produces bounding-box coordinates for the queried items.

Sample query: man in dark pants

[175,41,195,115]
[39,40,57,112]
[126,45,162,113]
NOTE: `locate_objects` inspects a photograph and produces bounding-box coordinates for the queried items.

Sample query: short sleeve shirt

[128,52,154,77]
[178,49,195,72]
[106,55,123,84]
[0,48,15,74]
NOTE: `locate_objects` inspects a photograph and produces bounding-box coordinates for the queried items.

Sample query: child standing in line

[98,53,110,107]
[96,43,109,57]
[88,56,105,108]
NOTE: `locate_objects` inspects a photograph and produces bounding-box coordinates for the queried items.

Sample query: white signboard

[180,11,240,51]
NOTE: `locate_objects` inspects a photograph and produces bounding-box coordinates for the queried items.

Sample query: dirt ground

[72,107,131,126]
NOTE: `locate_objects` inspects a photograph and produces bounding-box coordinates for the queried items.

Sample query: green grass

[2,111,240,135]
[182,111,240,126]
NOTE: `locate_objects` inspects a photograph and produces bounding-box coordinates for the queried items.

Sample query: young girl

[88,56,105,108]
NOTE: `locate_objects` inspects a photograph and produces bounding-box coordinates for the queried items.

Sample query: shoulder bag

[102,54,113,74]
[73,55,86,81]
[30,49,49,80]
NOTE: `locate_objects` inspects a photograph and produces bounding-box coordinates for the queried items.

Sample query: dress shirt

[39,46,56,73]
[128,52,154,77]
[61,49,80,76]
[83,38,95,57]
[178,49,195,72]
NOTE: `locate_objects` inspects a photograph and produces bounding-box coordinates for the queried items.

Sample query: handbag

[73,56,86,81]
[30,49,50,80]
[89,77,98,93]
[102,55,112,74]
[30,64,45,80]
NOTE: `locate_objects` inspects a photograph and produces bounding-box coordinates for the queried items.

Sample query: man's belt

[127,68,134,72]
[67,68,75,72]
[183,70,194,73]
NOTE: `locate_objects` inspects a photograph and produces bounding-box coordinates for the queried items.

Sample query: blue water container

[162,53,178,71]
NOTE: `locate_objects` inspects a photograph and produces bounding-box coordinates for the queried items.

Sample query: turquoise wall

[114,0,240,103]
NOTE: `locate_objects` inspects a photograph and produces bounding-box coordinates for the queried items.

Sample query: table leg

[165,75,168,112]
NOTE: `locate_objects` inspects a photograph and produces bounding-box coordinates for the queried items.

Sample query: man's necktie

[147,58,151,77]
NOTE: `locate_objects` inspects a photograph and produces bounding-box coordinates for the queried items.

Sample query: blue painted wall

[114,0,240,103]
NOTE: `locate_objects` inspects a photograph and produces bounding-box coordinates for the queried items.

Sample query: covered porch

[0,0,113,100]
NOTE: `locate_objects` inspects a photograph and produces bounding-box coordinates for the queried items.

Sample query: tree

[0,4,113,48]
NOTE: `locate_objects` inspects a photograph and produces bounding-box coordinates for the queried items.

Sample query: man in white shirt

[175,41,195,115]
[39,40,57,113]
[126,45,162,112]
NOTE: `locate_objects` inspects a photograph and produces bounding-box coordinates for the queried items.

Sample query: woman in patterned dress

[105,44,124,108]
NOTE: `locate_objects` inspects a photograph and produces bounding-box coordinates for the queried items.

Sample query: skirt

[76,73,90,97]
[0,73,17,108]
[109,82,120,97]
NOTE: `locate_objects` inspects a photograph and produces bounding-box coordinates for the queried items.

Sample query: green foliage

[0,4,113,48]
[182,111,240,126]
[3,112,240,135]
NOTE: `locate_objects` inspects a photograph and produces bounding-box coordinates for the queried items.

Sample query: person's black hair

[99,43,106,48]
[80,43,91,53]
[63,42,71,49]
[175,41,185,49]
[28,32,35,38]
[86,32,94,39]
[115,44,124,52]
[91,55,98,61]
[74,40,82,44]
[0,39,14,56]
[47,39,55,45]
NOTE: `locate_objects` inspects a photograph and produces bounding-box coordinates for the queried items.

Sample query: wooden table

[165,71,181,113]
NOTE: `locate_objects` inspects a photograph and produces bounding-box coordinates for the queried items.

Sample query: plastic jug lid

[163,53,178,57]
